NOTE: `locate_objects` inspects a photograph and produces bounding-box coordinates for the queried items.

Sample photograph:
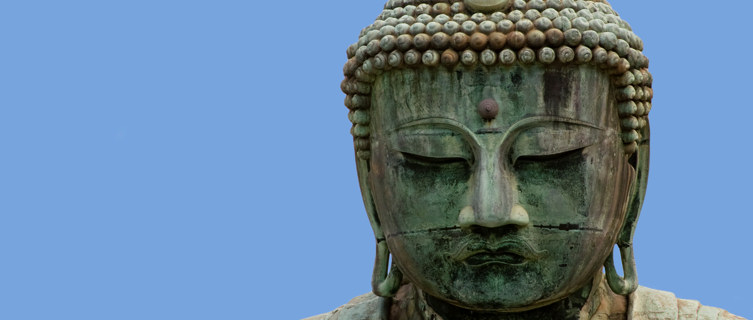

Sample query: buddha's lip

[451,239,545,265]
[465,251,526,266]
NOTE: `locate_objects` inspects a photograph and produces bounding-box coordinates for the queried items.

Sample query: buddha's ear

[356,155,404,297]
[355,156,386,243]
[617,121,650,246]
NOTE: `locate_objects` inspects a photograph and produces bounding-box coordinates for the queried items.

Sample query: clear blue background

[1,1,751,319]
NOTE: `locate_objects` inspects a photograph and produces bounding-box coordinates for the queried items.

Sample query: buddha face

[367,64,635,311]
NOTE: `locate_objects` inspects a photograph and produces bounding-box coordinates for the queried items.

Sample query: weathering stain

[543,69,573,116]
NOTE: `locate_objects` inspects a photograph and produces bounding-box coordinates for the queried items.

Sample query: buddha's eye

[509,122,601,166]
[513,147,584,167]
[389,125,473,166]
[401,151,469,166]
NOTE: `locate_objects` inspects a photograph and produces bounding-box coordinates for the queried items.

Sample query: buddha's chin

[419,272,578,313]
[424,284,549,312]
[450,297,562,313]
[428,289,574,314]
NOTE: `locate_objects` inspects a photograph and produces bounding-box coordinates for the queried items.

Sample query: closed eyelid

[391,133,473,161]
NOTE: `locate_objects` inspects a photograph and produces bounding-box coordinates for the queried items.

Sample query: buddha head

[341,0,652,313]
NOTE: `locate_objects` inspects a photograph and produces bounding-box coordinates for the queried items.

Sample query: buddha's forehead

[372,65,614,131]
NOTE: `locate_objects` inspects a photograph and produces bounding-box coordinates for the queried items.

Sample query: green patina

[310,1,740,319]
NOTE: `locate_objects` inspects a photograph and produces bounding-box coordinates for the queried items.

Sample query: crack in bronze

[386,224,602,238]
[385,226,462,238]
[534,224,603,232]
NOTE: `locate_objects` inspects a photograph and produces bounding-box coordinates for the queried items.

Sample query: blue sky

[1,1,751,319]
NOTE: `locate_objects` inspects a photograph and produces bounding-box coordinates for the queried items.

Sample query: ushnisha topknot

[342,0,652,160]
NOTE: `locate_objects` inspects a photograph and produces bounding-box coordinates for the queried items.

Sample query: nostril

[509,204,530,226]
[458,206,476,229]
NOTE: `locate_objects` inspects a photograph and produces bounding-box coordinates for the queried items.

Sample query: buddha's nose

[458,155,530,230]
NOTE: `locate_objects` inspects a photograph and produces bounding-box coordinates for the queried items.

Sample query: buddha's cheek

[515,139,630,295]
[370,147,471,237]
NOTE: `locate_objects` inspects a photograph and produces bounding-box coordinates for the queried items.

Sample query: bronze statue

[310,0,743,319]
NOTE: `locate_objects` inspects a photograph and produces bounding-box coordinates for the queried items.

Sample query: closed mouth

[452,239,545,267]
[465,250,526,266]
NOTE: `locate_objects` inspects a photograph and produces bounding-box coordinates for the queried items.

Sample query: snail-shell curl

[345,0,650,159]
[357,3,641,61]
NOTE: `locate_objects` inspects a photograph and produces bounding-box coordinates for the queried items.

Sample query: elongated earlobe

[608,122,650,296]
[356,157,403,297]
[372,240,403,297]
[604,244,638,295]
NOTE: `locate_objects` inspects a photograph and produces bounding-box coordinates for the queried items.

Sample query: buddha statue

[310,1,743,319]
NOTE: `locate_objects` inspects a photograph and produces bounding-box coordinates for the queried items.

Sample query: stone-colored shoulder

[304,292,386,320]
[629,286,745,320]
[306,286,745,320]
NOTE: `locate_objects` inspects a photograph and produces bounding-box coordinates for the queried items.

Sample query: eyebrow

[397,116,603,134]
[394,117,470,132]
[400,131,460,136]
[393,116,604,156]
[394,117,482,151]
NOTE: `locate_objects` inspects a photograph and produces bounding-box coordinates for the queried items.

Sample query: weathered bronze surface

[311,1,743,319]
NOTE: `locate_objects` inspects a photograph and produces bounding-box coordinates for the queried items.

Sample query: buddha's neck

[419,279,597,320]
